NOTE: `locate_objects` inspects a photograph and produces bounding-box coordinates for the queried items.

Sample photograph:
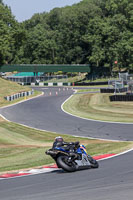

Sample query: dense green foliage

[0,0,133,73]
[0,0,26,65]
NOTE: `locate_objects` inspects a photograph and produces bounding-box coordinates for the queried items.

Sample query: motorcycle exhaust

[45,150,57,156]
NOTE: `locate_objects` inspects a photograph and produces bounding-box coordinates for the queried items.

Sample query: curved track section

[0,87,133,141]
[0,151,133,200]
[0,87,133,200]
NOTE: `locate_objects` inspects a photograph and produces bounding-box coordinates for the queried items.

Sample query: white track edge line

[0,89,132,142]
[0,169,60,181]
[1,148,133,180]
[0,89,133,180]
[98,148,133,161]
[0,113,125,142]
[61,90,133,125]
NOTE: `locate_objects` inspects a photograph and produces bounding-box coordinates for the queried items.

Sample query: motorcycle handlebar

[64,141,80,147]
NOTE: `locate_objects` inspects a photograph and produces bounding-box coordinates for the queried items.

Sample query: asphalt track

[0,87,133,200]
[0,87,133,141]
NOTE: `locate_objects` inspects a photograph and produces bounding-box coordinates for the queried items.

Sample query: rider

[52,136,80,151]
[52,136,65,148]
[53,136,94,162]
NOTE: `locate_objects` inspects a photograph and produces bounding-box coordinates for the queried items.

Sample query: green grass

[90,77,118,82]
[0,118,132,173]
[77,89,99,93]
[0,77,41,107]
[42,74,116,84]
[43,74,86,83]
[0,77,132,173]
[63,92,133,123]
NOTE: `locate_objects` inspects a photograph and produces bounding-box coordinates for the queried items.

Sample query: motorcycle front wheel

[88,157,99,168]
[57,156,77,172]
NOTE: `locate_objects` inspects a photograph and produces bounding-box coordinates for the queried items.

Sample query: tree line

[0,0,133,73]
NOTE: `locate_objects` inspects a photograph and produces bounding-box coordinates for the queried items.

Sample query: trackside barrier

[58,82,63,86]
[4,90,34,101]
[109,94,133,101]
[21,82,71,86]
[48,83,53,86]
[74,81,108,86]
[39,82,44,86]
[100,88,128,93]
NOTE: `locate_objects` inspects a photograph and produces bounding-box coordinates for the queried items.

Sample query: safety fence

[74,81,108,86]
[21,82,108,86]
[100,88,128,93]
[4,90,34,101]
[21,82,71,86]
[109,94,133,101]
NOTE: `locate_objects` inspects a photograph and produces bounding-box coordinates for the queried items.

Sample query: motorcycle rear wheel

[57,156,77,172]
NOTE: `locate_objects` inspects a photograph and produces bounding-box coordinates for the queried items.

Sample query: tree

[0,2,26,64]
[1,0,133,75]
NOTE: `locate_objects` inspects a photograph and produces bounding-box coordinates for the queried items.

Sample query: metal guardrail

[110,94,133,101]
[21,82,71,86]
[100,88,128,93]
[4,90,34,101]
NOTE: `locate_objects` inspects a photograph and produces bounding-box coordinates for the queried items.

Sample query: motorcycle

[45,142,99,172]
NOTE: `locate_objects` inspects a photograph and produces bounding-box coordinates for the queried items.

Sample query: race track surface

[0,87,133,200]
[0,151,133,200]
[0,87,133,141]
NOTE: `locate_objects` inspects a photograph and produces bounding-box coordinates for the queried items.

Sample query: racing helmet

[55,136,64,143]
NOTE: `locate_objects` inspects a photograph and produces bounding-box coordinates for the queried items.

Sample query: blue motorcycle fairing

[54,145,87,156]
[76,147,87,155]
[54,146,69,152]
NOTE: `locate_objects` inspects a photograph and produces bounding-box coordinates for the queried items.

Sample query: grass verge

[0,117,132,173]
[43,74,86,83]
[77,89,99,93]
[0,78,132,173]
[0,77,41,107]
[63,92,133,123]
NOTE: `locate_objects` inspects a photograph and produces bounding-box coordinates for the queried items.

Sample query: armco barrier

[100,88,128,93]
[21,82,71,86]
[22,81,110,87]
[74,81,108,86]
[4,90,34,101]
[22,81,107,86]
[109,94,133,101]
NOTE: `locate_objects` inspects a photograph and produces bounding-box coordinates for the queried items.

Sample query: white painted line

[0,169,60,180]
[27,168,58,174]
[0,90,131,142]
[0,172,44,181]
[0,113,60,134]
[1,148,133,180]
[0,112,124,142]
[0,114,10,122]
[98,148,133,161]
[0,88,133,181]
[61,91,133,125]
[71,134,123,142]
